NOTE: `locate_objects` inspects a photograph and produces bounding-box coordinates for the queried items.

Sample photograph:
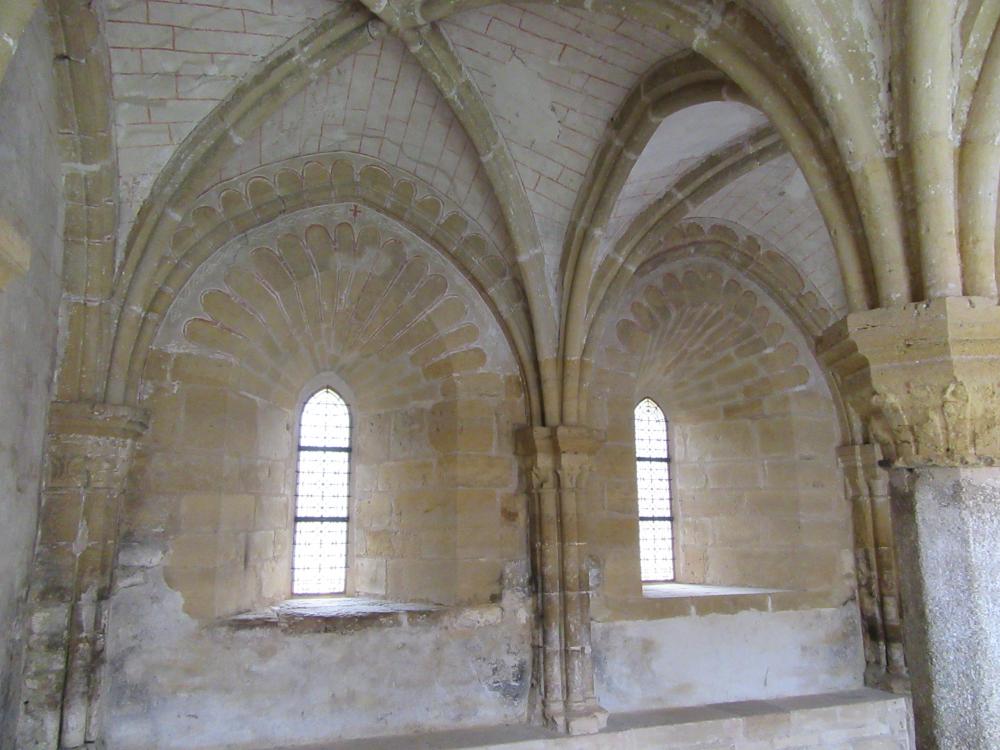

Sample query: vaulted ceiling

[99,0,841,314]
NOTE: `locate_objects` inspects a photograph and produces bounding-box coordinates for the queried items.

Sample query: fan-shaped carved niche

[138,216,525,617]
[596,262,813,421]
[163,155,526,342]
[174,220,504,412]
[586,261,846,594]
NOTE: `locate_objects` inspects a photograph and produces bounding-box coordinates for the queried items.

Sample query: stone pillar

[517,425,608,735]
[16,402,147,750]
[838,444,908,691]
[819,297,1000,749]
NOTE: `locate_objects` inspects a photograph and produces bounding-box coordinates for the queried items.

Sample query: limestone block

[455,488,500,525]
[237,458,289,495]
[603,480,639,515]
[377,459,436,491]
[686,420,756,460]
[167,531,244,569]
[756,418,796,456]
[706,461,761,489]
[586,516,639,550]
[354,490,395,529]
[181,386,229,453]
[743,490,799,515]
[438,454,513,489]
[254,495,290,531]
[438,372,506,400]
[36,492,83,547]
[246,530,275,561]
[394,489,454,529]
[226,393,260,456]
[352,556,388,596]
[162,566,217,619]
[456,559,504,601]
[387,558,455,602]
[428,401,496,453]
[171,352,238,389]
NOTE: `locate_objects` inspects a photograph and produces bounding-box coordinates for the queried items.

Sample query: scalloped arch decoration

[639,221,835,336]
[117,154,539,417]
[174,221,500,413]
[597,263,813,421]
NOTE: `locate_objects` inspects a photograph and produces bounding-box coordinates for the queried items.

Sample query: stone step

[273,688,912,750]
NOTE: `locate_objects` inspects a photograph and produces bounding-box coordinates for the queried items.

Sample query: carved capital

[837,444,883,497]
[516,425,605,489]
[45,402,149,492]
[48,401,149,439]
[819,298,1000,468]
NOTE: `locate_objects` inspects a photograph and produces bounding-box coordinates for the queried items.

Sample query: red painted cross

[350,204,362,219]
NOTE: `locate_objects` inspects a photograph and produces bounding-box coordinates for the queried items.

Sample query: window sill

[642,582,780,599]
[592,584,840,622]
[225,596,502,634]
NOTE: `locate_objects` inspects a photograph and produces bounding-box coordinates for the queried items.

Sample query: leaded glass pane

[292,521,348,595]
[636,459,671,518]
[639,520,675,581]
[635,397,669,459]
[292,387,351,595]
[299,388,350,448]
[295,451,349,518]
[634,398,675,582]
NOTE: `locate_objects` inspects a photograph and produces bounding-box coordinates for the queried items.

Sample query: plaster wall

[0,8,65,741]
[593,605,865,713]
[103,567,532,750]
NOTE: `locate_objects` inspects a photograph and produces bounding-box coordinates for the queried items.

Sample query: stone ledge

[226,597,505,634]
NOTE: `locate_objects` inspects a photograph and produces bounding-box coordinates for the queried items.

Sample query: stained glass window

[292,388,350,594]
[634,398,674,581]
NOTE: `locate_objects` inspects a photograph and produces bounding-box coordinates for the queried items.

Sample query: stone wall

[104,203,533,746]
[0,8,65,743]
[128,206,527,616]
[577,257,863,711]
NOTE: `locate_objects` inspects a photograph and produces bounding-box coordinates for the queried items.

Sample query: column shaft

[16,402,146,750]
[890,466,1000,749]
[518,425,607,735]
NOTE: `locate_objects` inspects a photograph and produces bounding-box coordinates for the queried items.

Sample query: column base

[545,700,609,735]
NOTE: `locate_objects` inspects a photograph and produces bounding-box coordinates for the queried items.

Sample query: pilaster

[517,425,608,735]
[837,443,908,692]
[16,402,147,750]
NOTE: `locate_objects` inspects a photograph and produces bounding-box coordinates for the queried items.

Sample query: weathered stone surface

[889,466,1000,750]
[0,9,63,747]
[819,298,1000,467]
